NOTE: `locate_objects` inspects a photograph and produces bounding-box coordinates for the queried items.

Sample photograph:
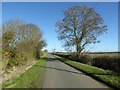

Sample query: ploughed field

[83,52,119,58]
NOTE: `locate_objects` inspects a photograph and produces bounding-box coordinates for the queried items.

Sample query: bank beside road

[54,55,120,89]
[2,57,47,88]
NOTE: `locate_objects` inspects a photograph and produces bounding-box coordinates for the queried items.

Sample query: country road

[42,54,110,88]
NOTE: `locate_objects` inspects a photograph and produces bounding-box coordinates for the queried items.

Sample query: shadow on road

[39,65,84,75]
[42,57,59,62]
[40,57,116,76]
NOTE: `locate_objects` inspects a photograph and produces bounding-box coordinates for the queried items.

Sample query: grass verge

[2,58,47,88]
[54,55,120,89]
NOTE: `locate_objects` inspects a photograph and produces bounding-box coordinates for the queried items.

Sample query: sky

[2,2,118,52]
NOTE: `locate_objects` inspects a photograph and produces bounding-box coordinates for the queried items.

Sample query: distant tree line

[2,19,46,71]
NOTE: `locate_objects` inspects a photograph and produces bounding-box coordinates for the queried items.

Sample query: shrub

[2,51,11,71]
[6,58,18,68]
[69,53,79,61]
[93,56,120,73]
[54,53,120,73]
[55,54,70,59]
[2,19,46,71]
[79,55,93,65]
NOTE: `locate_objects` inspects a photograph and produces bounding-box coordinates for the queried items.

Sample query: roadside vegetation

[54,52,120,73]
[2,57,47,88]
[2,19,47,83]
[54,55,120,89]
[1,4,119,89]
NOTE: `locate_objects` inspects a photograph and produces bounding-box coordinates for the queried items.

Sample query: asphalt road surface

[42,54,110,88]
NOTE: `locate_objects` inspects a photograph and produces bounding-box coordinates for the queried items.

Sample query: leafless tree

[56,6,107,57]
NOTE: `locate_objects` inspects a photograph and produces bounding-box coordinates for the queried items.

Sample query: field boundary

[54,55,120,89]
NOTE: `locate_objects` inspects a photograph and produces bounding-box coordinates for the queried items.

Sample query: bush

[2,51,11,71]
[93,56,120,73]
[55,54,70,59]
[79,55,93,65]
[55,53,93,65]
[2,19,46,72]
[54,53,120,73]
[68,53,78,61]
[6,58,18,69]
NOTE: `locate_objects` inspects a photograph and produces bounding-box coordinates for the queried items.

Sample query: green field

[2,58,47,88]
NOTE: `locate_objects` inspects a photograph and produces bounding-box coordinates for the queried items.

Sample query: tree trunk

[76,44,81,58]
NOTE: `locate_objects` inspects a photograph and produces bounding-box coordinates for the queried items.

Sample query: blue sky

[2,2,118,52]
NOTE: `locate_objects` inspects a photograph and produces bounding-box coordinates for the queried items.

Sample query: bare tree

[15,23,46,60]
[2,19,46,68]
[56,5,107,57]
[2,19,24,52]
